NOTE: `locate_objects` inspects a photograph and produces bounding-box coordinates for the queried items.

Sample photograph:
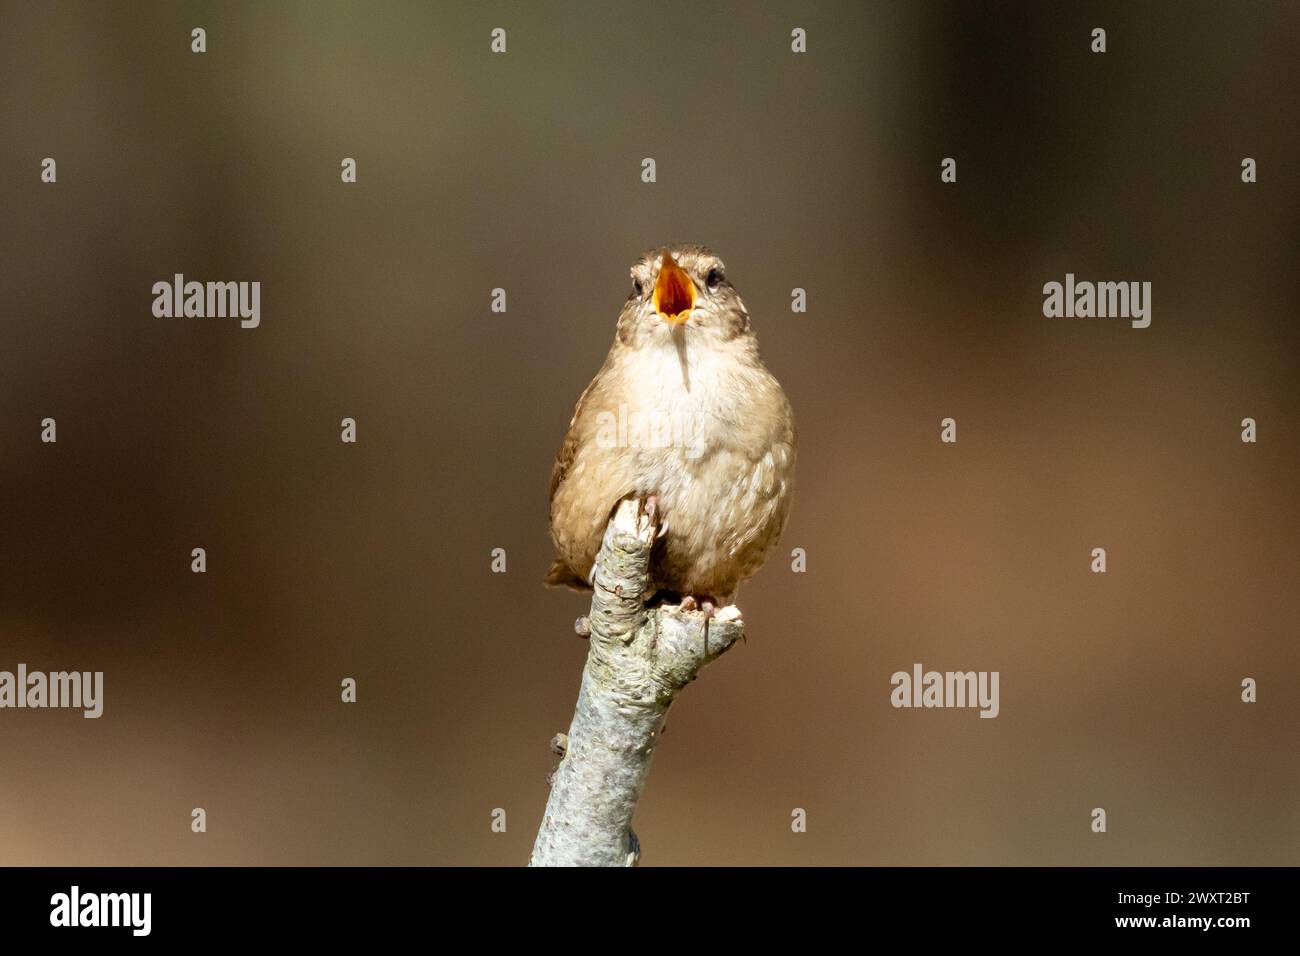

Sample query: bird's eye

[706,268,723,290]
[633,279,644,297]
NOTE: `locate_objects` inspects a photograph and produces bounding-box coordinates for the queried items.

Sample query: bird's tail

[545,559,593,592]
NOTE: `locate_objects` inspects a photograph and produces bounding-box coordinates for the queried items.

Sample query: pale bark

[529,498,744,866]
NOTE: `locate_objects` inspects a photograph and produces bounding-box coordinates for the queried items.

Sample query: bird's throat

[671,325,691,391]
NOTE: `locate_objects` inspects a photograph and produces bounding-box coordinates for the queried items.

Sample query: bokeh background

[1,1,1296,865]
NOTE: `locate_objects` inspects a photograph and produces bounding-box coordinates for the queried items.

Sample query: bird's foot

[678,595,719,618]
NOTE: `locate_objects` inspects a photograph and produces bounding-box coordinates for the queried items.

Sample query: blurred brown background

[0,1,1296,865]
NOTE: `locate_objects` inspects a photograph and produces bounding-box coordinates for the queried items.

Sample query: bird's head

[617,244,752,348]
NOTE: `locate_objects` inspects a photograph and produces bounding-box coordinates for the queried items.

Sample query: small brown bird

[547,245,796,610]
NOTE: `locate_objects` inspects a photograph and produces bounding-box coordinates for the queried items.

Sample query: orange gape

[653,250,696,323]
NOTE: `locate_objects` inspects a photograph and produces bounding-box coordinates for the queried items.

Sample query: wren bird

[547,245,796,611]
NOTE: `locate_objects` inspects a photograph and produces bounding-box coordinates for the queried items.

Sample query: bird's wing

[548,352,614,508]
[546,353,621,591]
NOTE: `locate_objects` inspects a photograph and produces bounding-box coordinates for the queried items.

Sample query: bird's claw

[639,494,659,528]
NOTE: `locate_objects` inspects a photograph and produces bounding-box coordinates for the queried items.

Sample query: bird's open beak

[653,251,696,325]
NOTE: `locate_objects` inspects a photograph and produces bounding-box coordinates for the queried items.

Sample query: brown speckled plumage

[547,245,796,605]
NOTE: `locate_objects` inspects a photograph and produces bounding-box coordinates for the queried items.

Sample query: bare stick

[529,498,744,866]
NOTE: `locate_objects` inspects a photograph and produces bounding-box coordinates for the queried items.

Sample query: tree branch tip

[532,496,751,866]
[714,605,742,624]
